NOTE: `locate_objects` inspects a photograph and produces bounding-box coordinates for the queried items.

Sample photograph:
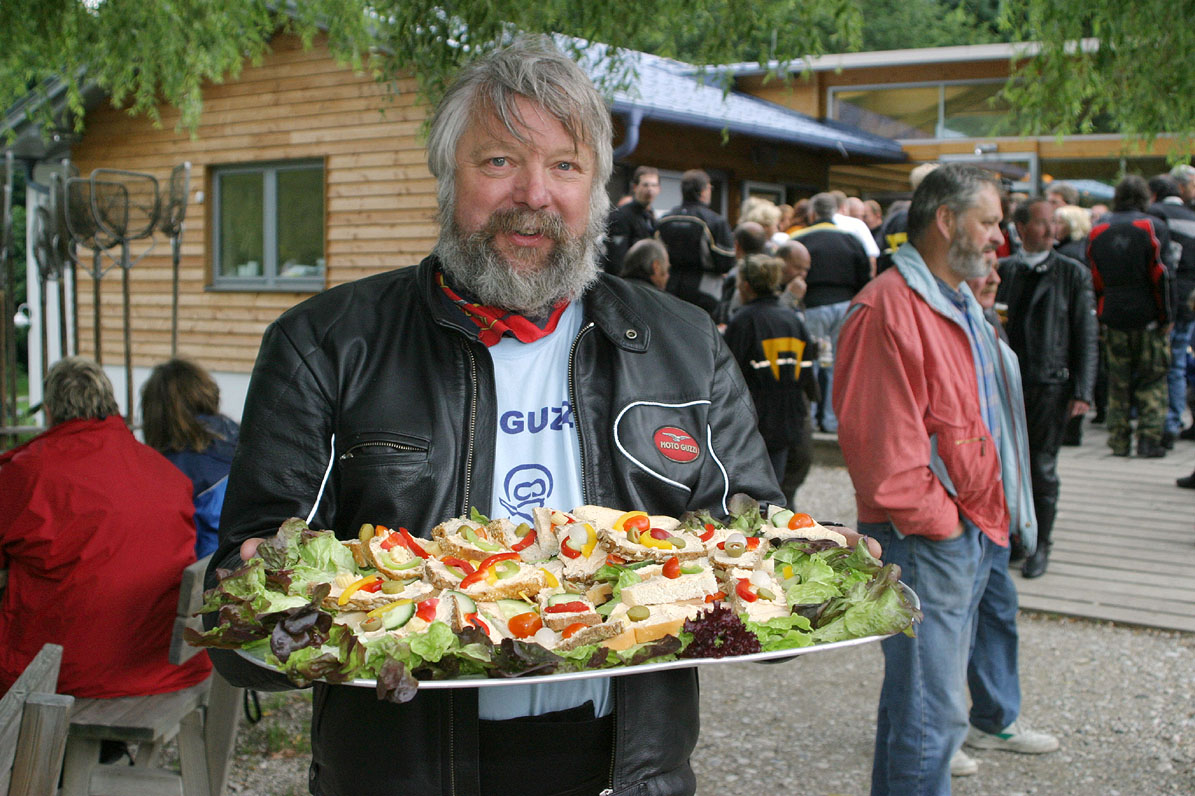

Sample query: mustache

[477,208,568,242]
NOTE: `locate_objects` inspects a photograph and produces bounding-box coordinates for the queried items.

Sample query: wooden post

[8,692,75,796]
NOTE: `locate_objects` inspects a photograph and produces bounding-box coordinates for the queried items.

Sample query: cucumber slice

[382,601,415,630]
[546,592,586,607]
[771,509,795,528]
[447,590,476,614]
[393,557,422,571]
[496,599,534,621]
[462,526,503,552]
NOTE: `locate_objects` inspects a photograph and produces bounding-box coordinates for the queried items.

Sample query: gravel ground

[219,464,1195,796]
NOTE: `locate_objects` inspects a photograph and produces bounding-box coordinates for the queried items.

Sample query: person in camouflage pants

[1103,327,1170,455]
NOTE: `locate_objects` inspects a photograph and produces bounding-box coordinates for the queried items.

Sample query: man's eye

[556,161,575,171]
[489,157,507,167]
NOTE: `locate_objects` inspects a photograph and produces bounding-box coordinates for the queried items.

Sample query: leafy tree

[855,0,1004,52]
[0,0,860,137]
[999,0,1195,152]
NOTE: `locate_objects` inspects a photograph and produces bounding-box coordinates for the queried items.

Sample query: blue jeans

[861,519,1005,796]
[805,300,850,433]
[1166,320,1195,434]
[966,543,1020,734]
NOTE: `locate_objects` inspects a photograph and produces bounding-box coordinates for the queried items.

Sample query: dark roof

[581,45,905,162]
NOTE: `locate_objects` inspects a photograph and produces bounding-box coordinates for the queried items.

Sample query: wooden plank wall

[69,33,436,374]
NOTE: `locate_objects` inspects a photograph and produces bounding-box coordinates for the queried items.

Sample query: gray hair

[809,193,839,222]
[427,36,613,225]
[43,356,119,425]
[1169,164,1195,188]
[907,164,1001,245]
[621,238,668,281]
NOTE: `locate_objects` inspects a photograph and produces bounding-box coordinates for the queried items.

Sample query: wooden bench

[0,644,74,796]
[61,555,243,796]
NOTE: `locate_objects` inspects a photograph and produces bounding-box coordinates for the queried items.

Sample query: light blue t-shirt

[477,300,613,720]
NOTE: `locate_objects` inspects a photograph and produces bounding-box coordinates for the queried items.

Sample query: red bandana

[437,273,569,347]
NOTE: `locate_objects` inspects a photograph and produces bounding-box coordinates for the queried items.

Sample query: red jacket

[833,262,1010,544]
[0,416,210,697]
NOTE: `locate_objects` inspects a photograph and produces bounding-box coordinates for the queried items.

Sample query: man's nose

[513,166,550,209]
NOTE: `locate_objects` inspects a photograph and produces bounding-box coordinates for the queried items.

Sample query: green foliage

[856,0,1004,52]
[999,0,1195,154]
[0,0,862,139]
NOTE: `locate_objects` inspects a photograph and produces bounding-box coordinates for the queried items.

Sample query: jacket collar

[891,241,982,321]
[415,254,649,353]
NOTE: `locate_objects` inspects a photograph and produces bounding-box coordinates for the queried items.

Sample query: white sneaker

[965,721,1059,754]
[950,748,979,777]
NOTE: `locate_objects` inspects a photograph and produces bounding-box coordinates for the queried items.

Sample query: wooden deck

[1016,418,1195,633]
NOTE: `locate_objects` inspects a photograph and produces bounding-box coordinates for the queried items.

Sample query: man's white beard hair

[948,228,991,281]
[434,204,604,318]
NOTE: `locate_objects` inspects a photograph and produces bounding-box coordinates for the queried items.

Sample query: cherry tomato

[623,514,651,533]
[606,553,626,565]
[416,597,438,622]
[735,578,758,603]
[380,532,402,551]
[662,556,681,579]
[508,612,543,639]
[745,537,761,550]
[544,601,589,614]
[649,528,671,540]
[705,590,727,603]
[788,512,816,530]
[561,622,588,639]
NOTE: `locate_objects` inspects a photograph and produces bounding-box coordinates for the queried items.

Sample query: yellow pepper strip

[338,574,380,606]
[540,568,560,589]
[782,565,794,580]
[612,510,649,531]
[485,567,499,585]
[366,598,413,618]
[580,524,598,558]
[637,530,674,550]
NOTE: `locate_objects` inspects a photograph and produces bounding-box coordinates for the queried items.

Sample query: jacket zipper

[448,690,457,796]
[955,435,987,454]
[461,341,479,515]
[337,440,423,460]
[568,320,617,794]
[567,322,595,505]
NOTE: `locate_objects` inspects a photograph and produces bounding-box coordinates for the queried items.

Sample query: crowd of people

[3,34,1193,796]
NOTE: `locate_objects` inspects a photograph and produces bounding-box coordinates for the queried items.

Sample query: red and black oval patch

[653,426,700,463]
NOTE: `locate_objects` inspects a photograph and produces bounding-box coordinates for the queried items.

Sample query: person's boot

[1180,424,1195,441]
[1177,469,1195,489]
[1137,437,1167,458]
[1023,501,1054,579]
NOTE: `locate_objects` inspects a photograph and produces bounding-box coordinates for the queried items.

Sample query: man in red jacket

[0,357,210,699]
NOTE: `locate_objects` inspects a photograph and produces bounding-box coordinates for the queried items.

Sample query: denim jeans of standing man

[804,300,850,433]
[1165,319,1195,436]
[861,518,1008,796]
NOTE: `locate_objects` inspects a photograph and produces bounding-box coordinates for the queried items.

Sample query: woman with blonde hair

[140,358,239,557]
[1054,204,1092,265]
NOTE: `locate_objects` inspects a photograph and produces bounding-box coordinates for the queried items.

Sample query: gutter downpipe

[612,109,644,161]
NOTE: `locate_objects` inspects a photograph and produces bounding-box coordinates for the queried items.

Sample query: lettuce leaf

[745,614,813,651]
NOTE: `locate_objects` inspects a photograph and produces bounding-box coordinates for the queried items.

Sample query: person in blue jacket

[140,358,239,558]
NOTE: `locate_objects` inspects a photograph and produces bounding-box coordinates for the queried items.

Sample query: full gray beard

[948,231,991,281]
[434,206,603,318]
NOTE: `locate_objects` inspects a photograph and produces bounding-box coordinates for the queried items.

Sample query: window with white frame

[211,160,325,290]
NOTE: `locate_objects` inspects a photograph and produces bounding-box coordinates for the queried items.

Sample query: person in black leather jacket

[657,169,736,315]
[206,38,787,796]
[997,197,1098,578]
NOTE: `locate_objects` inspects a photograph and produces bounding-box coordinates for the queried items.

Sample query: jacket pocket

[338,431,430,467]
[929,425,1000,503]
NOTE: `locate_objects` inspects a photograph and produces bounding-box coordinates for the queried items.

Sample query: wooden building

[731,41,1184,201]
[3,33,903,418]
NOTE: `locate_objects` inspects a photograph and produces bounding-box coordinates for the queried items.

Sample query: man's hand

[1068,399,1091,419]
[785,275,807,302]
[840,529,883,559]
[240,537,267,561]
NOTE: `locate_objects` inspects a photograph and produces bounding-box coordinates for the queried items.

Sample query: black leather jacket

[206,255,781,796]
[997,250,1099,402]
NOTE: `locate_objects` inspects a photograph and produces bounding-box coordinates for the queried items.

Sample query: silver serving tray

[236,582,919,689]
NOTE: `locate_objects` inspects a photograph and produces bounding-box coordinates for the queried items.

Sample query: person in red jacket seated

[0,356,210,699]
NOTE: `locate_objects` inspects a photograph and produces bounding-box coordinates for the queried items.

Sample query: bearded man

[205,38,794,796]
[834,164,1035,796]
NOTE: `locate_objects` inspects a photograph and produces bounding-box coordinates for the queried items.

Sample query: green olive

[666,536,686,549]
[358,523,375,545]
[627,605,651,622]
[380,580,406,594]
[360,616,383,632]
[757,587,776,601]
[724,542,746,557]
[515,522,532,538]
[627,530,640,543]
